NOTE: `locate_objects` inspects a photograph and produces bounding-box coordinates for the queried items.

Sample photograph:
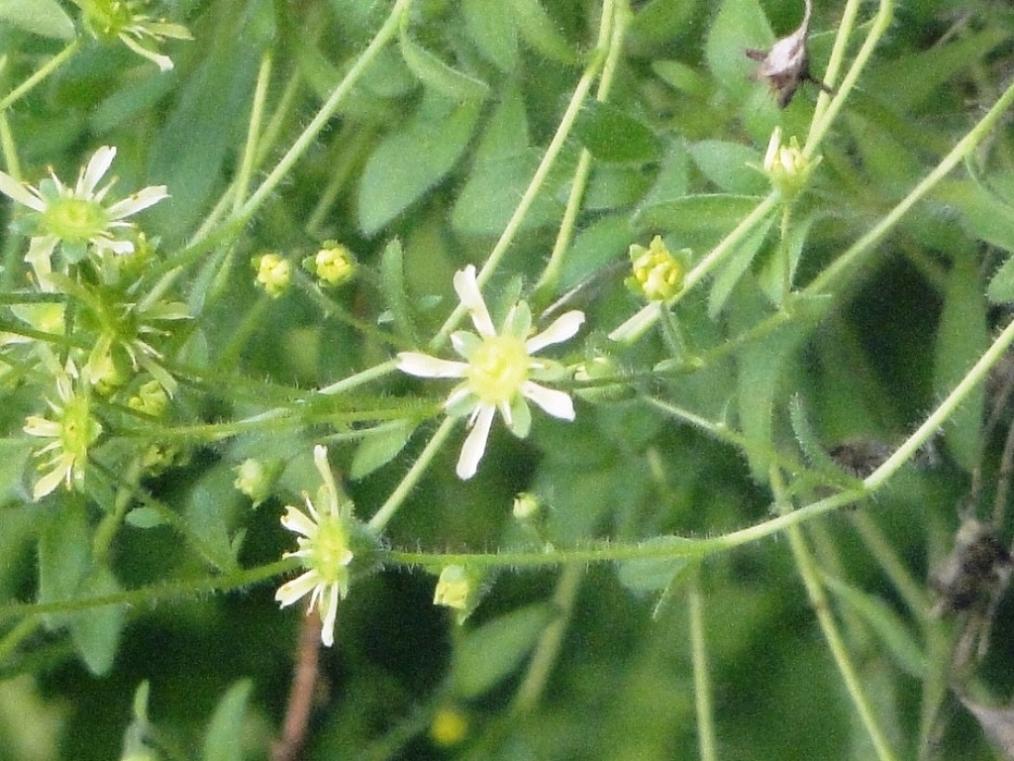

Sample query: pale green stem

[232,51,274,214]
[430,6,615,349]
[0,39,80,115]
[367,417,457,532]
[305,126,373,237]
[236,0,412,222]
[689,575,717,761]
[609,195,778,343]
[0,559,295,621]
[388,316,1014,568]
[0,617,42,662]
[0,101,21,289]
[849,511,930,622]
[533,0,627,301]
[317,358,398,396]
[804,0,894,157]
[511,565,584,715]
[770,467,899,761]
[91,457,143,564]
[807,0,864,137]
[810,76,1014,294]
[779,204,792,303]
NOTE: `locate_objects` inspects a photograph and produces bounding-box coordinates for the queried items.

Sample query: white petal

[25,236,58,291]
[526,310,585,353]
[144,21,193,40]
[396,352,467,379]
[99,238,136,255]
[119,33,174,71]
[453,265,495,337]
[80,146,116,197]
[0,171,45,211]
[521,381,575,420]
[23,416,61,437]
[456,404,495,479]
[106,185,169,219]
[281,506,318,538]
[33,463,69,501]
[320,584,339,647]
[275,571,320,607]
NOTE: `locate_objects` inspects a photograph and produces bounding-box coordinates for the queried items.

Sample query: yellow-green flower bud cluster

[625,235,687,302]
[252,253,291,298]
[303,242,356,288]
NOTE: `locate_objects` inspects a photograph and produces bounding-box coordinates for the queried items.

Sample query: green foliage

[1,0,1014,758]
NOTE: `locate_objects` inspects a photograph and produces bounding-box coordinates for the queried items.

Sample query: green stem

[810,76,1014,294]
[317,358,398,396]
[779,204,793,303]
[689,574,717,761]
[804,0,894,157]
[236,0,411,222]
[305,125,374,238]
[430,5,615,349]
[232,51,274,214]
[0,617,42,662]
[849,511,930,622]
[91,458,143,564]
[367,417,457,532]
[770,467,899,761]
[0,559,295,621]
[511,565,584,715]
[609,195,778,343]
[0,39,80,115]
[807,0,863,138]
[533,0,627,302]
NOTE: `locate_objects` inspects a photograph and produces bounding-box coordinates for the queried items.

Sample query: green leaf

[452,603,556,699]
[640,140,690,207]
[125,507,169,529]
[185,465,243,572]
[652,60,712,100]
[0,0,74,39]
[203,679,253,761]
[147,2,264,241]
[379,239,418,343]
[757,213,814,306]
[864,27,1010,114]
[988,255,1014,304]
[707,215,773,318]
[573,102,661,165]
[509,0,578,64]
[616,537,696,595]
[689,140,767,195]
[358,93,482,236]
[731,278,809,481]
[705,0,773,102]
[821,574,926,678]
[399,18,490,101]
[69,566,125,676]
[462,0,518,72]
[635,194,766,246]
[452,87,567,236]
[933,252,987,472]
[559,213,631,291]
[38,497,91,630]
[934,179,1014,257]
[349,421,418,480]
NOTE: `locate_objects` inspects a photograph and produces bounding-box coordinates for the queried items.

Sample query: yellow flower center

[627,236,685,302]
[466,335,529,404]
[42,198,109,245]
[309,514,352,585]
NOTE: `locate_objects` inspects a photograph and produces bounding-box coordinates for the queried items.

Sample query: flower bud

[433,564,487,622]
[252,253,291,298]
[512,492,542,521]
[128,380,169,417]
[429,706,469,747]
[763,127,821,200]
[625,236,687,302]
[304,242,356,287]
[233,458,282,507]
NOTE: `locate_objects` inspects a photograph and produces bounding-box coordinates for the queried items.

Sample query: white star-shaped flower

[397,265,585,479]
[275,446,354,647]
[0,146,168,288]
